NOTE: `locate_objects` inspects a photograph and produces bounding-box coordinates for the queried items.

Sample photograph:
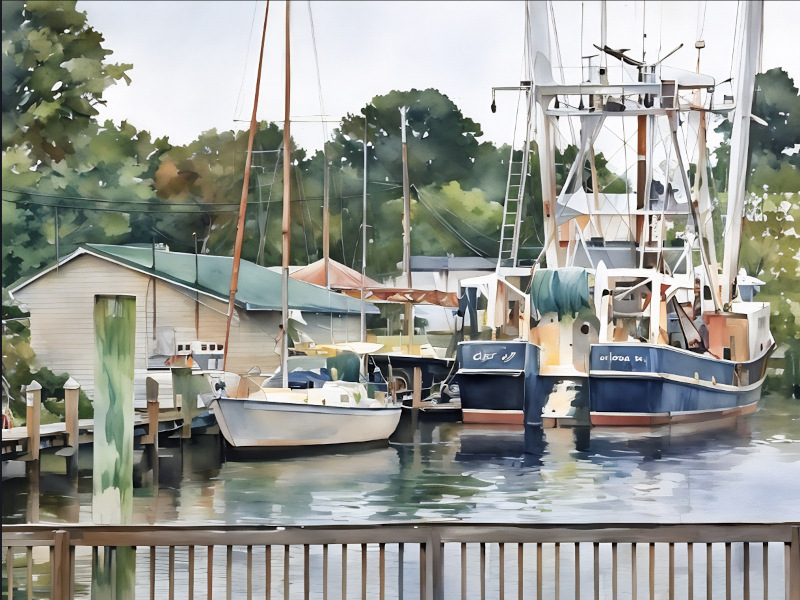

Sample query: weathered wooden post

[24,380,42,462]
[63,377,80,448]
[140,377,159,448]
[25,381,41,524]
[92,294,136,598]
[412,366,423,408]
[172,367,209,440]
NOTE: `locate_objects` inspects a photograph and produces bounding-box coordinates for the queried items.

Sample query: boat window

[201,344,208,351]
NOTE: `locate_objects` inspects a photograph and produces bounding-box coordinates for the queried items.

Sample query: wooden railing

[3,522,799,599]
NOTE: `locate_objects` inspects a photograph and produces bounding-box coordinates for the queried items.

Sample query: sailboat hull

[211,397,402,448]
[588,343,772,426]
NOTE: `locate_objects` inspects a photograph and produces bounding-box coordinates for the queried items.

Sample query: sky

[78,1,799,154]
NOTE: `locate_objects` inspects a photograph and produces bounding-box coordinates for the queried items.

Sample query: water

[3,389,800,526]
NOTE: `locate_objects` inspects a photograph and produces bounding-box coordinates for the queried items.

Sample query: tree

[2,1,168,287]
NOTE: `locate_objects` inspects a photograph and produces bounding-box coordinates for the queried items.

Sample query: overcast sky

[78,1,798,154]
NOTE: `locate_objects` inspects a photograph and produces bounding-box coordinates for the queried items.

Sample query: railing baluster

[461,542,467,600]
[228,545,233,600]
[208,545,214,600]
[189,545,195,600]
[169,545,175,600]
[594,542,600,600]
[265,545,271,600]
[398,543,404,600]
[420,542,426,600]
[574,543,580,600]
[27,546,32,600]
[612,542,618,600]
[379,543,385,600]
[762,542,767,600]
[499,542,505,600]
[480,542,486,600]
[323,544,328,600]
[706,543,712,600]
[517,543,523,600]
[744,542,750,600]
[687,543,693,600]
[247,545,253,600]
[342,543,347,600]
[6,547,13,597]
[537,542,543,600]
[726,542,732,599]
[555,542,560,600]
[361,543,367,600]
[284,545,290,600]
[669,542,674,600]
[632,543,637,600]
[305,544,311,600]
[649,543,655,600]
[150,546,156,600]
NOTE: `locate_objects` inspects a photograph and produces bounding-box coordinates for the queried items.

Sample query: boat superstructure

[458,0,774,428]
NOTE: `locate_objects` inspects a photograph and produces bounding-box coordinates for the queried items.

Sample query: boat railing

[3,522,798,599]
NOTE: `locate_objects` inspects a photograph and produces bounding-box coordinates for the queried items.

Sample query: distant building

[10,244,375,404]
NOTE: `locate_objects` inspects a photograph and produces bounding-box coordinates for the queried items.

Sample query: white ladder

[497,91,533,269]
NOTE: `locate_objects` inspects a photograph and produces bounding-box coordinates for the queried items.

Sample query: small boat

[210,371,401,448]
[210,3,400,449]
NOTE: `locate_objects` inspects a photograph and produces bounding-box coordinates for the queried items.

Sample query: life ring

[1,412,12,429]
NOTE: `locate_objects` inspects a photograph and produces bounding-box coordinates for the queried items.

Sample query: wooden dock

[1,412,187,462]
[1,376,203,463]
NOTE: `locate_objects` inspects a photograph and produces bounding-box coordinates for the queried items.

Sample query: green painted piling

[92,295,136,599]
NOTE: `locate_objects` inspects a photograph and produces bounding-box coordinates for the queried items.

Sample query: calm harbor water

[3,388,800,526]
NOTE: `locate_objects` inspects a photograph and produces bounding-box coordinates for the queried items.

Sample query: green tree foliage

[726,68,800,393]
[296,89,511,276]
[2,1,169,287]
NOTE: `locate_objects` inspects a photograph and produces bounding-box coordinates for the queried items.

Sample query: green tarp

[531,267,590,319]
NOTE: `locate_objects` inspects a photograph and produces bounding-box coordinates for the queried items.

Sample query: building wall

[13,252,363,404]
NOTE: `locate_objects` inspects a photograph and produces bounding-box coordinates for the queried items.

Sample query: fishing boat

[460,0,774,428]
[208,2,401,448]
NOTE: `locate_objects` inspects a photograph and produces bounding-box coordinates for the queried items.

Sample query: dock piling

[24,381,42,462]
[64,377,80,448]
[142,377,160,448]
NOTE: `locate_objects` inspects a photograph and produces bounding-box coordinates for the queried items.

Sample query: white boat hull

[211,397,402,448]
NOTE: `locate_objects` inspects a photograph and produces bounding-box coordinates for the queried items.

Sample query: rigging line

[233,0,261,122]
[413,190,492,256]
[1,197,240,214]
[413,186,501,242]
[306,2,330,147]
[293,164,315,263]
[549,1,576,146]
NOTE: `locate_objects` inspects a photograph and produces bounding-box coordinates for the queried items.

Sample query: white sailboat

[209,2,401,448]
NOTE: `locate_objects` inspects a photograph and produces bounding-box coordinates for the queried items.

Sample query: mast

[223,1,270,372]
[721,0,763,307]
[281,0,291,388]
[361,124,368,342]
[400,106,411,287]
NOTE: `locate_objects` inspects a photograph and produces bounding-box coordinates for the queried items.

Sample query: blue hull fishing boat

[457,0,774,428]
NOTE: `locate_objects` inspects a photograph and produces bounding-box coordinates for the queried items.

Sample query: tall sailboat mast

[281,1,291,388]
[223,1,271,372]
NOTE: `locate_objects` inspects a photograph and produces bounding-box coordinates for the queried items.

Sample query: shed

[10,244,376,406]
